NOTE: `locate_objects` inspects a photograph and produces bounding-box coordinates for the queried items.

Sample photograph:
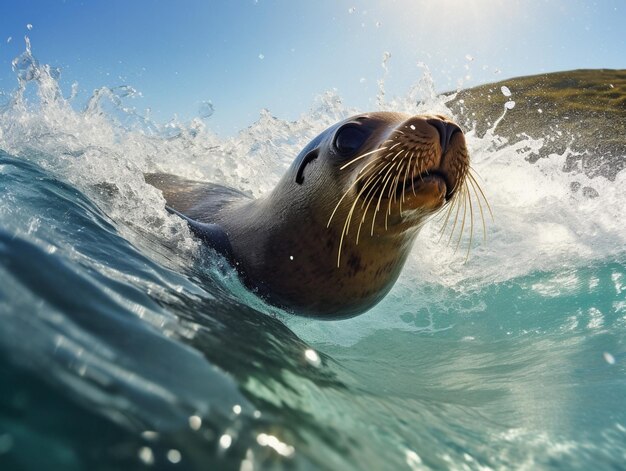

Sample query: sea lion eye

[334,125,368,156]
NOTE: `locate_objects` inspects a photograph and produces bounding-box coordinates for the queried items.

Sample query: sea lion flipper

[145,172,251,222]
[166,206,235,263]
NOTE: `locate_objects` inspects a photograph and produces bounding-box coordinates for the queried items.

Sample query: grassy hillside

[448,69,625,179]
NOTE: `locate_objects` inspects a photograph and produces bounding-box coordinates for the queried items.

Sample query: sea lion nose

[426,119,461,155]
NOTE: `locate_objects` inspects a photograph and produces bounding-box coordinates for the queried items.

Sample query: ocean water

[1,41,625,471]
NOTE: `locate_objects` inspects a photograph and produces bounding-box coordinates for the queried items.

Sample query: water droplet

[504,100,516,110]
[253,410,262,419]
[304,348,321,367]
[359,77,366,83]
[537,108,543,113]
[465,54,474,61]
[240,450,255,471]
[167,449,182,464]
[188,415,202,430]
[258,53,265,60]
[256,433,295,457]
[6,37,12,44]
[603,352,616,365]
[233,404,242,415]
[348,7,356,14]
[410,124,416,130]
[69,82,79,100]
[26,24,33,31]
[219,434,233,449]
[141,431,159,441]
[375,21,382,28]
[501,85,512,97]
[198,101,214,119]
[405,449,422,469]
[463,453,475,462]
[289,255,293,261]
[138,447,155,465]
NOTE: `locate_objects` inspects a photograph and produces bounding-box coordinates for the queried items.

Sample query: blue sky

[0,0,624,134]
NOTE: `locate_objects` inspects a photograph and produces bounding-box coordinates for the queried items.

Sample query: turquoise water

[0,43,625,470]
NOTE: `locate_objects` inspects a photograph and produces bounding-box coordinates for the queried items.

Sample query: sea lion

[146,112,472,319]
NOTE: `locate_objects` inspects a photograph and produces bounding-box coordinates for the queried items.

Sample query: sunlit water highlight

[0,40,625,470]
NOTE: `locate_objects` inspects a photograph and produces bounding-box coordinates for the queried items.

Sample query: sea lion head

[284,112,470,263]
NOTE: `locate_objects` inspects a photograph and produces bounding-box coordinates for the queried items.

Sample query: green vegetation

[448,69,625,179]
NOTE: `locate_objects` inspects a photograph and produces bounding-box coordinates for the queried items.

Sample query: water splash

[1,37,624,304]
[198,100,214,120]
[376,51,392,108]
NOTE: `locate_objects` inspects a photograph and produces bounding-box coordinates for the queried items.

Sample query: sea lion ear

[166,206,235,263]
[295,149,319,185]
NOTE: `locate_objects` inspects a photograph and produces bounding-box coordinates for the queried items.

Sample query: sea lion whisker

[467,170,493,220]
[401,151,415,204]
[468,165,485,181]
[389,160,405,203]
[437,193,458,242]
[356,177,383,244]
[372,164,398,235]
[386,167,402,226]
[338,178,377,266]
[327,164,385,227]
[387,160,403,199]
[467,173,487,242]
[446,166,464,196]
[360,172,386,209]
[447,186,464,246]
[391,149,405,161]
[357,152,389,175]
[398,161,410,215]
[464,184,475,261]
[361,160,395,194]
[410,152,419,196]
[337,191,370,266]
[338,163,395,265]
[343,171,384,237]
[379,161,401,196]
[392,161,407,217]
[357,191,377,244]
[327,178,366,227]
[454,185,469,253]
[382,163,401,229]
[340,146,388,170]
[343,187,366,238]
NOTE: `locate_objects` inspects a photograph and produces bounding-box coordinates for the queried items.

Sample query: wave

[1,38,625,470]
